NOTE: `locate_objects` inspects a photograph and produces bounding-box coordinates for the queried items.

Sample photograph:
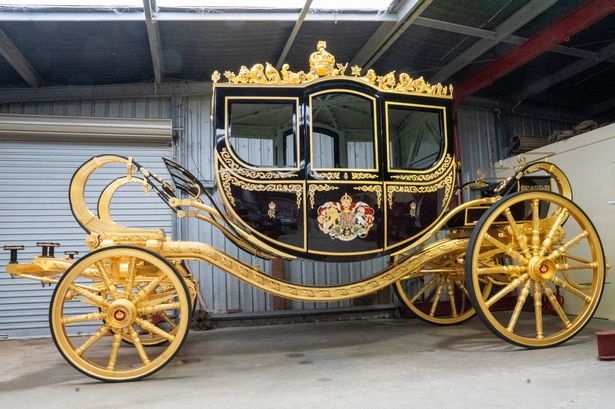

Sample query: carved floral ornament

[211,41,453,98]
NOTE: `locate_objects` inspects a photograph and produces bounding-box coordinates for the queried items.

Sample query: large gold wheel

[466,191,605,348]
[50,246,191,381]
[394,239,491,325]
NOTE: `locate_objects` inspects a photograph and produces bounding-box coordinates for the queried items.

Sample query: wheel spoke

[543,285,572,329]
[135,318,175,342]
[445,278,457,318]
[159,312,178,329]
[61,312,106,325]
[546,232,589,261]
[484,234,529,265]
[454,280,469,298]
[126,257,137,295]
[429,277,445,317]
[478,265,525,275]
[95,261,121,300]
[138,290,178,307]
[138,302,181,315]
[107,332,122,370]
[135,275,165,303]
[128,327,150,366]
[503,208,532,258]
[506,279,531,332]
[552,276,592,303]
[75,325,109,356]
[533,281,544,339]
[68,284,109,308]
[539,208,569,256]
[485,273,529,308]
[556,262,597,271]
[409,276,437,304]
[531,199,541,256]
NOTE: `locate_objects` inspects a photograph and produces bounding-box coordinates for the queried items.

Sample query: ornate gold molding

[390,154,454,182]
[212,41,453,99]
[311,170,341,180]
[219,148,296,179]
[353,185,383,209]
[351,172,379,180]
[387,173,454,210]
[308,184,339,209]
[220,172,303,208]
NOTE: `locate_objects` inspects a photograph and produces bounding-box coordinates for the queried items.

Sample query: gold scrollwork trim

[212,41,453,99]
[390,154,454,182]
[219,148,296,180]
[387,174,454,210]
[220,172,303,209]
[352,172,379,180]
[353,185,383,209]
[312,171,341,179]
[308,184,339,209]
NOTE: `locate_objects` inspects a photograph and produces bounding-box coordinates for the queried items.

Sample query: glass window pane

[311,92,375,170]
[228,100,296,168]
[388,105,444,170]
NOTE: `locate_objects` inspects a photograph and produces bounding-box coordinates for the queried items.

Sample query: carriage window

[311,92,375,169]
[387,105,444,170]
[228,100,296,167]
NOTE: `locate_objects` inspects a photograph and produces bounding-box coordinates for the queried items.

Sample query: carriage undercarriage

[2,42,607,382]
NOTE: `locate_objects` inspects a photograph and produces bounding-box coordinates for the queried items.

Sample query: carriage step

[3,245,24,264]
[36,242,60,258]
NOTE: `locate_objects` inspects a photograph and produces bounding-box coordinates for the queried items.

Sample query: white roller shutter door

[0,137,173,338]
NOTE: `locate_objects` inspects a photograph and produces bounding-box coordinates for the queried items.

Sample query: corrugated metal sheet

[457,106,498,190]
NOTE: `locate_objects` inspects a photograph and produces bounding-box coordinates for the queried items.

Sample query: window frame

[225,96,301,171]
[308,89,379,172]
[384,101,448,174]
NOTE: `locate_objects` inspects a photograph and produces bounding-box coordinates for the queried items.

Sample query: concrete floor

[1,317,614,409]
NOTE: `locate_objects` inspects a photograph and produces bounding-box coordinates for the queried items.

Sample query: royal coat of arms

[316,193,375,241]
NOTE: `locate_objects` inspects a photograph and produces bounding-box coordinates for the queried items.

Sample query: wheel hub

[528,256,557,281]
[106,299,137,328]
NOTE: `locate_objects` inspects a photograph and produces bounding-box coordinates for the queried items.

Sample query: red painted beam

[456,0,615,99]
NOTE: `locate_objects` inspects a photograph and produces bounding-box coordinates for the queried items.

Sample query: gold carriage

[3,42,607,382]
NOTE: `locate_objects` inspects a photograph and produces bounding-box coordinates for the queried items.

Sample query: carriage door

[306,89,384,258]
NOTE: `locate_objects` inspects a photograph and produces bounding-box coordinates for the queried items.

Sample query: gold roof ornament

[212,41,453,98]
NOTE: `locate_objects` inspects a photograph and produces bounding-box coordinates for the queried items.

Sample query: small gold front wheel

[50,246,191,381]
[394,239,491,325]
[466,191,605,348]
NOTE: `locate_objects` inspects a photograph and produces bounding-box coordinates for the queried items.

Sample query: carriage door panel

[385,102,454,250]
[306,90,384,258]
[218,97,306,252]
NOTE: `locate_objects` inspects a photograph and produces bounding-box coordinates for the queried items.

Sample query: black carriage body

[213,78,456,261]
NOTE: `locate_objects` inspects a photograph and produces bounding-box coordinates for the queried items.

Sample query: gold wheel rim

[395,239,491,325]
[469,192,604,348]
[50,247,190,381]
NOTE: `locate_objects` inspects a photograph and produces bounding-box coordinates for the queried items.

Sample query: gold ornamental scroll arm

[69,155,165,244]
[160,238,468,302]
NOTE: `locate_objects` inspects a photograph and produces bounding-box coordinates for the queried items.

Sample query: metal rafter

[513,41,615,103]
[431,0,557,84]
[0,28,42,88]
[414,16,615,63]
[350,0,432,70]
[143,0,163,85]
[275,0,312,70]
[456,0,615,99]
